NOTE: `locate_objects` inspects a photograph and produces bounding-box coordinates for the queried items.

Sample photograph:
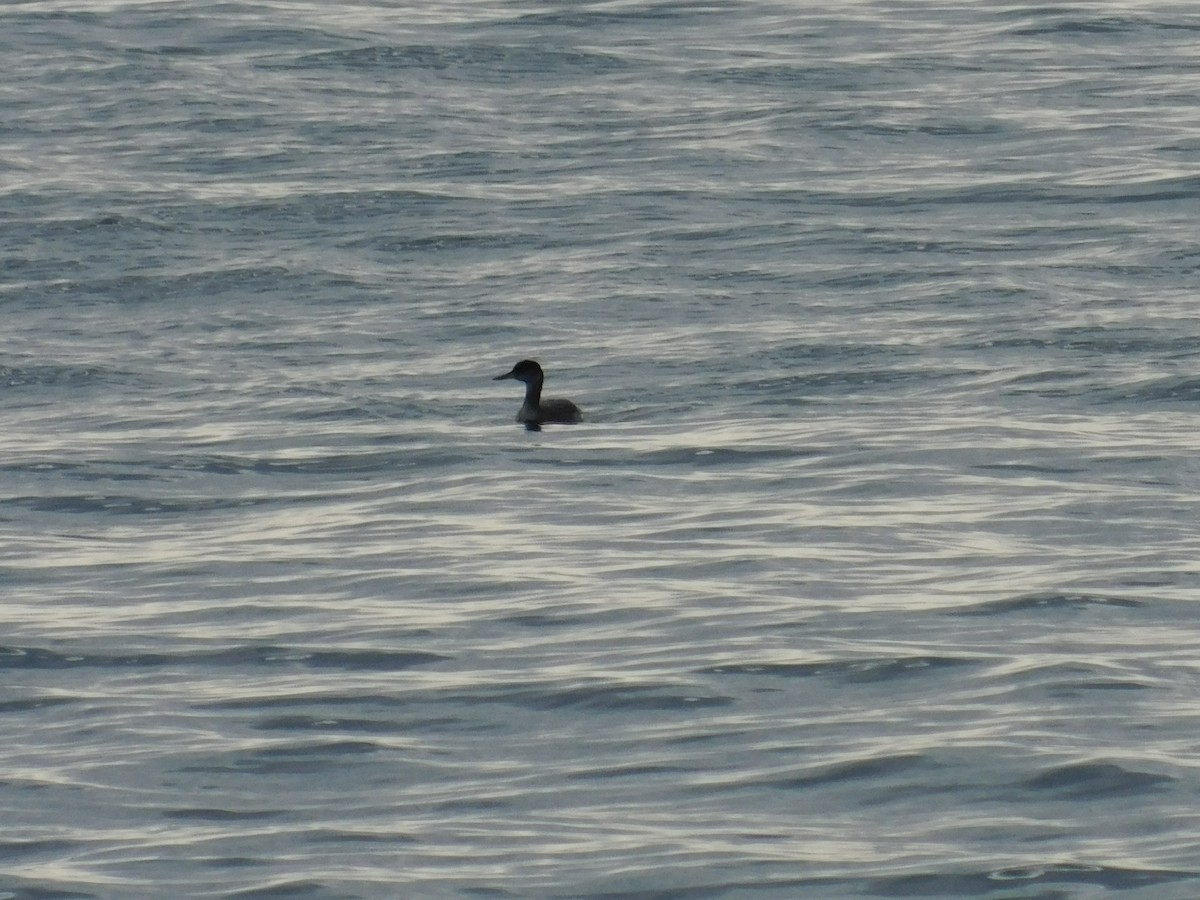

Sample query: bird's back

[539,397,583,424]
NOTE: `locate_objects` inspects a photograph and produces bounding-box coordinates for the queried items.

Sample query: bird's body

[493,360,583,427]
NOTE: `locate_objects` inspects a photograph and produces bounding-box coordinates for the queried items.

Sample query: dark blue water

[4,2,1200,898]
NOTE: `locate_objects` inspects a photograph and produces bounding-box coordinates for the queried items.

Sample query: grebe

[493,359,583,427]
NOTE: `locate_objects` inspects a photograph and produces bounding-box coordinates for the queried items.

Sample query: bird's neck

[519,378,544,420]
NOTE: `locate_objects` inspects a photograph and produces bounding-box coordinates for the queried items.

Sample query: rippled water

[4,1,1200,897]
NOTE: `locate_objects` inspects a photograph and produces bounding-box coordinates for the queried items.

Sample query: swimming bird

[493,359,583,428]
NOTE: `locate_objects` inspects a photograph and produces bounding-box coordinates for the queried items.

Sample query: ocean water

[3,1,1200,897]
